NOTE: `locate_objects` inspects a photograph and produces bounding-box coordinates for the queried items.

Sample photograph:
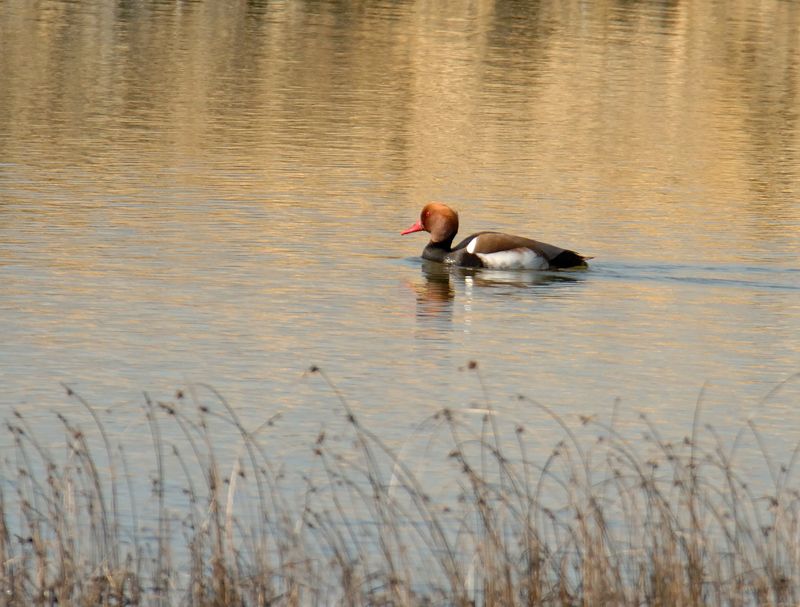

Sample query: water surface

[1,0,799,482]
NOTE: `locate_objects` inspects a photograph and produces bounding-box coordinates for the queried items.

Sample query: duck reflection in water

[413,261,456,322]
[411,260,586,326]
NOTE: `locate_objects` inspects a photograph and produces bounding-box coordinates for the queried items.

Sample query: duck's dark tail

[551,250,592,269]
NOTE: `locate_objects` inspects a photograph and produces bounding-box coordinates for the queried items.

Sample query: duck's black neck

[422,238,455,262]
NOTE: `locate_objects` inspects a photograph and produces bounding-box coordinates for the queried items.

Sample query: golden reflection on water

[1,1,797,213]
[0,0,798,459]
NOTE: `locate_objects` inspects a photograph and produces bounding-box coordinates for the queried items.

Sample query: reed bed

[1,366,799,606]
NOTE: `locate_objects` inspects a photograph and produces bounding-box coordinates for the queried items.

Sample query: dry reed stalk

[0,371,798,605]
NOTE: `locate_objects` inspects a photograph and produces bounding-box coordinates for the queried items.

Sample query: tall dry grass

[1,366,799,606]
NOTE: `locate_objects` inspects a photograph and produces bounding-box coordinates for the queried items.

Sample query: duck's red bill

[401,221,424,235]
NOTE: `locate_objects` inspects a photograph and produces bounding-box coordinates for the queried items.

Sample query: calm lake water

[1,0,799,488]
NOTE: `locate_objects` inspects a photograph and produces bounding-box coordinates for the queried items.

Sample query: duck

[401,202,590,270]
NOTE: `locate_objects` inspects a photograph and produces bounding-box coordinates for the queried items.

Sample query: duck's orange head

[400,202,459,243]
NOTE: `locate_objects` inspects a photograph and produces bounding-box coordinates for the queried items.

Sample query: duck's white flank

[477,248,548,270]
[466,236,548,270]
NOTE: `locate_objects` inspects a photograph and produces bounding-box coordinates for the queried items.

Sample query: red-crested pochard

[401,202,590,270]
